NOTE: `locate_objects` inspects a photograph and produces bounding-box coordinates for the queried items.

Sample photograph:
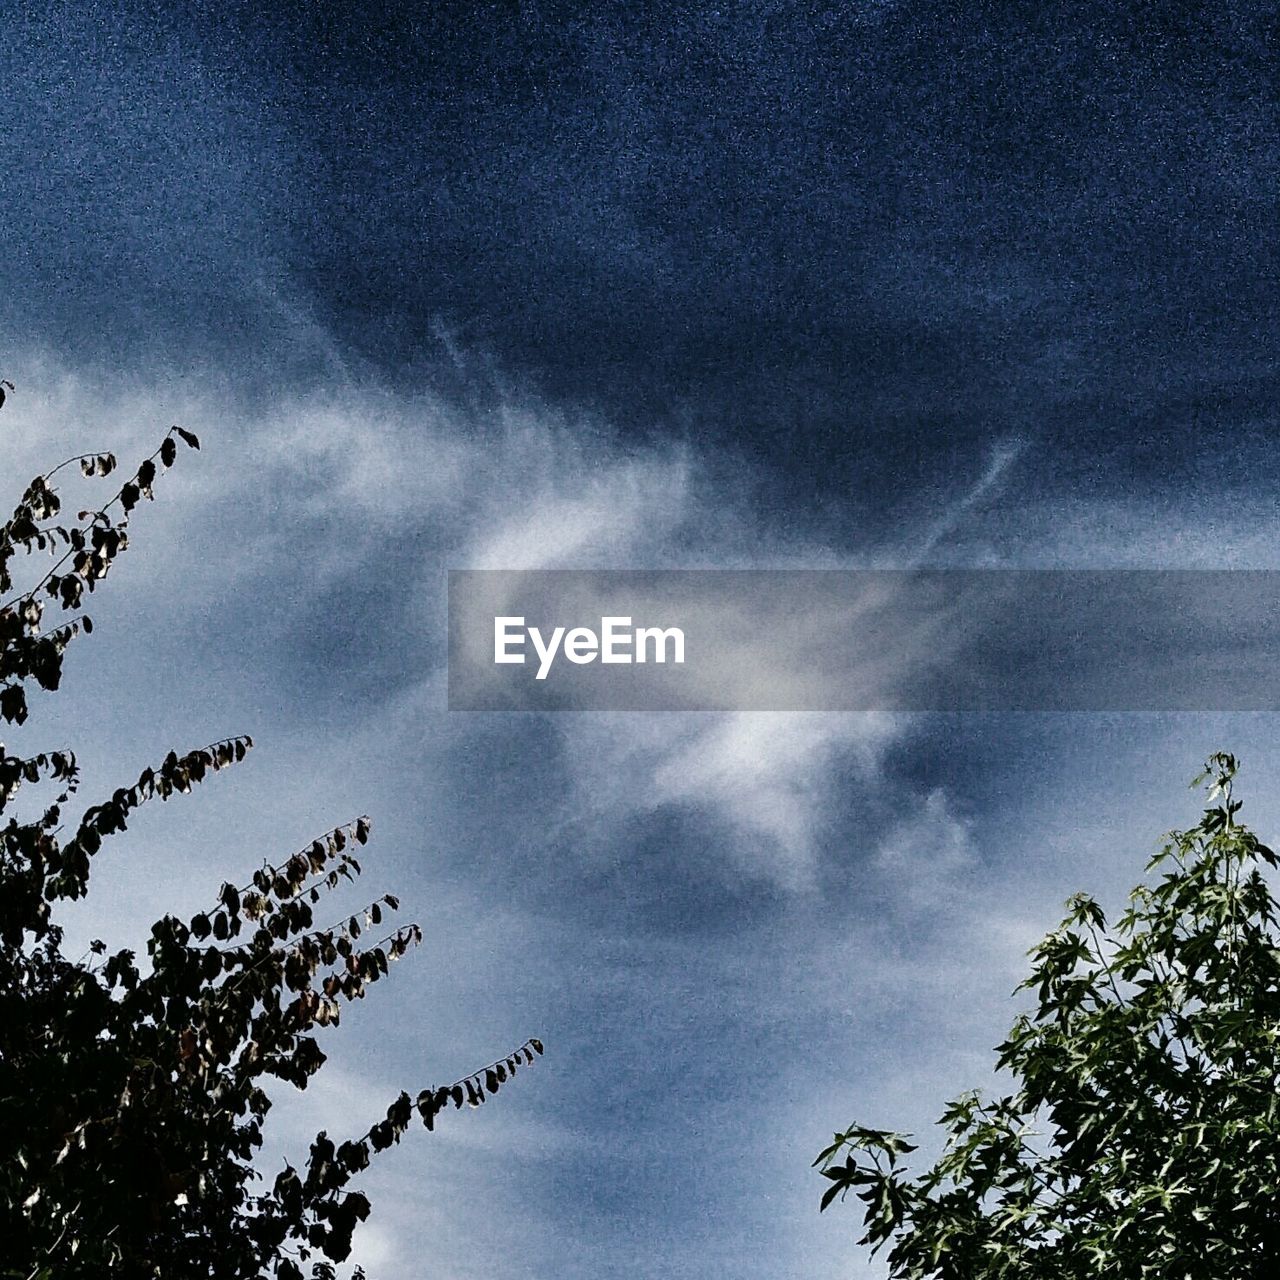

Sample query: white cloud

[0,359,1034,895]
[872,787,978,909]
[649,712,895,889]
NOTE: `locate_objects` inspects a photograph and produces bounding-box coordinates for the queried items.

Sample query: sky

[2,2,1279,1276]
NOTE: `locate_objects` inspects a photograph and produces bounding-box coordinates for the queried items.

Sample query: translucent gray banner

[447,570,1280,711]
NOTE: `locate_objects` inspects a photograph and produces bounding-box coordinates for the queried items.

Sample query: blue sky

[3,3,1279,1276]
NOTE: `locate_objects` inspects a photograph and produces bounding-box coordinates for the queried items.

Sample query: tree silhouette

[817,752,1280,1276]
[0,397,542,1279]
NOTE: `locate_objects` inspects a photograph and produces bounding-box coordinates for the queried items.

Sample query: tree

[816,752,1280,1276]
[0,399,543,1279]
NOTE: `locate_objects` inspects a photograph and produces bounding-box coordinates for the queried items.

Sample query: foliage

[0,400,543,1279]
[817,752,1280,1276]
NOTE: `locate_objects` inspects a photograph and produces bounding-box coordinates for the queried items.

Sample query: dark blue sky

[4,2,1276,511]
[3,4,1279,1277]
